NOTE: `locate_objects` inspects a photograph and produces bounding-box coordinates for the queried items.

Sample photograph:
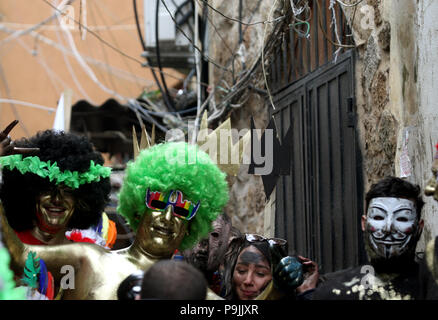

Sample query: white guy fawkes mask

[366,197,419,259]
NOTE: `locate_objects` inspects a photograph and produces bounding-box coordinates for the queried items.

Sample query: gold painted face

[425,158,438,201]
[137,191,189,258]
[35,186,75,233]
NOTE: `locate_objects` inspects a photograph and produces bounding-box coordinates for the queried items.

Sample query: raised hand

[0,120,18,156]
[269,242,304,292]
[0,120,39,156]
[296,255,319,293]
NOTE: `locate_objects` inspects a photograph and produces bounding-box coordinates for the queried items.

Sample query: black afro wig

[0,130,111,231]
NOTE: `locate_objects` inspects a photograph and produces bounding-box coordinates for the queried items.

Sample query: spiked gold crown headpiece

[132,111,250,176]
[132,123,155,160]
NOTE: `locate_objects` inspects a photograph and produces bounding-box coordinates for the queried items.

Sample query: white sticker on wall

[400,130,412,178]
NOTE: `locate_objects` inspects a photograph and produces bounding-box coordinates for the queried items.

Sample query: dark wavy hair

[365,176,425,218]
[0,130,111,231]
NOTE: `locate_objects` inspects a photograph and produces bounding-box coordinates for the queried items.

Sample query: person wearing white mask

[313,176,424,300]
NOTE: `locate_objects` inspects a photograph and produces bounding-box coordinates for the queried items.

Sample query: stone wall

[207,0,438,244]
[207,0,285,234]
[343,0,438,247]
[341,0,395,191]
[207,0,397,235]
[414,0,438,246]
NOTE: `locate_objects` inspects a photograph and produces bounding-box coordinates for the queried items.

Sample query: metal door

[271,50,365,273]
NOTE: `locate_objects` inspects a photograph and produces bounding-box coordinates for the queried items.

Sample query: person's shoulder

[319,266,362,283]
[312,266,364,300]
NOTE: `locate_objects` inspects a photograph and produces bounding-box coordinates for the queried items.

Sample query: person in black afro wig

[0,130,111,242]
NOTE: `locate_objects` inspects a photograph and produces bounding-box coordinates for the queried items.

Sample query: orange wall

[0,0,180,139]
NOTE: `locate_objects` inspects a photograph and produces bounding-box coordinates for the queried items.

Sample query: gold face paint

[35,186,75,233]
[135,207,188,258]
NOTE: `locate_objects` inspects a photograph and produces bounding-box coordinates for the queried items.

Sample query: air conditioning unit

[142,0,195,70]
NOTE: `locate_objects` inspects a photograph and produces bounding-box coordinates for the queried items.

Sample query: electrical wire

[137,106,198,117]
[0,98,56,113]
[262,0,280,110]
[55,12,129,101]
[174,0,195,36]
[315,0,355,48]
[183,68,196,91]
[202,0,262,116]
[54,24,96,103]
[42,0,146,65]
[194,0,233,55]
[17,36,61,96]
[211,7,287,120]
[93,0,140,26]
[198,0,286,26]
[133,0,175,107]
[1,21,141,32]
[346,0,359,37]
[38,0,224,89]
[0,63,31,136]
[191,0,274,127]
[93,1,143,93]
[87,1,121,97]
[16,37,66,99]
[159,0,232,74]
[238,0,243,44]
[335,0,364,8]
[0,0,74,47]
[289,0,312,38]
[155,0,177,112]
[127,99,168,132]
[0,25,156,88]
[329,0,343,61]
[192,0,202,144]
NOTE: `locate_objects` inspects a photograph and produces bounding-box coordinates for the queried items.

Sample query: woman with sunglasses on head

[221,233,319,300]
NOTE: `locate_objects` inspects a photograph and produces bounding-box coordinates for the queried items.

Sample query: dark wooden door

[271,50,365,273]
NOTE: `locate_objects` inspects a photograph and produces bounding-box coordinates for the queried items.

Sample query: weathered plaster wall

[208,0,284,234]
[415,0,438,246]
[344,0,438,248]
[342,0,395,192]
[209,0,438,246]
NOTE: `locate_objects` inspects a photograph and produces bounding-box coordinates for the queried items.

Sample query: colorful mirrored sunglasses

[145,189,200,221]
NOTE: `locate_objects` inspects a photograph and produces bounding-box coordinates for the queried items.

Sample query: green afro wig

[117,142,229,251]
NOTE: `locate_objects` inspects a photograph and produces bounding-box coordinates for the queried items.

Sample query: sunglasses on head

[245,233,287,247]
[145,189,200,221]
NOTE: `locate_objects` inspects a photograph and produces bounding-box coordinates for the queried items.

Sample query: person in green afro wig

[118,141,229,252]
[0,141,229,299]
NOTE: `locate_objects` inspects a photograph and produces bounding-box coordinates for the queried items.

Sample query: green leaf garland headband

[0,154,111,189]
